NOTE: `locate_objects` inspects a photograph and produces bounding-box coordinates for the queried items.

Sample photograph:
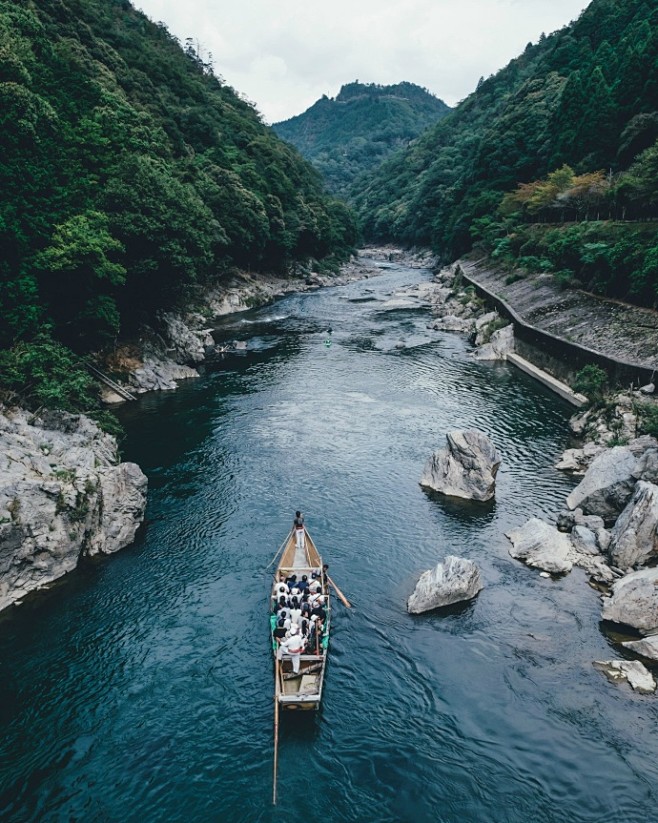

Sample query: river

[1,262,658,822]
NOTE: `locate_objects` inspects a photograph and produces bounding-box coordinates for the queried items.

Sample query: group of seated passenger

[272,572,327,665]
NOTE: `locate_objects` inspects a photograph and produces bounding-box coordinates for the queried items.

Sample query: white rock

[569,525,598,556]
[430,315,474,333]
[593,660,656,693]
[609,481,658,569]
[621,636,658,661]
[407,555,483,613]
[506,518,573,574]
[566,447,638,521]
[601,568,658,634]
[475,311,498,330]
[420,429,501,502]
[473,324,515,361]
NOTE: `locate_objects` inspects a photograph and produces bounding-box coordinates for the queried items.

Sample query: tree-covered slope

[354,0,658,305]
[0,0,357,359]
[273,82,451,198]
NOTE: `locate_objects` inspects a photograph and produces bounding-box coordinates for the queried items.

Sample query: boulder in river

[621,636,658,662]
[407,555,483,613]
[506,518,573,574]
[0,407,147,613]
[420,429,501,502]
[592,660,656,694]
[601,568,658,634]
[566,446,637,522]
[608,481,658,570]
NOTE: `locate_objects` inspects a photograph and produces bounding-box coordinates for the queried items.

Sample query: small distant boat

[270,528,330,712]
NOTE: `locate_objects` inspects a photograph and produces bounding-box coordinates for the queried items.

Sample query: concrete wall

[458,264,654,389]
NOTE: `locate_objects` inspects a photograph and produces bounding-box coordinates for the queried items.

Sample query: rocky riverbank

[415,259,658,694]
[100,249,412,402]
[0,407,147,612]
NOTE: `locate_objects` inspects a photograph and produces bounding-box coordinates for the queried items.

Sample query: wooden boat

[270,527,330,712]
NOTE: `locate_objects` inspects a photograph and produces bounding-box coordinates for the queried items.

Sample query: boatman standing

[293,510,305,551]
[277,624,306,673]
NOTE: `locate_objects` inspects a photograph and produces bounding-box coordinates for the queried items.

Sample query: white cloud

[135,0,591,123]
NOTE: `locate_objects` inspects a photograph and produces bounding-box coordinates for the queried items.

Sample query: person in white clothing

[277,623,306,673]
[308,590,322,607]
[289,607,302,625]
[308,578,322,595]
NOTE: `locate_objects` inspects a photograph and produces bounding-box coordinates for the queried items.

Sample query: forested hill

[354,0,658,308]
[0,0,357,374]
[273,82,451,198]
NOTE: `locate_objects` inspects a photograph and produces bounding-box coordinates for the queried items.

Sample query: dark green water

[2,264,658,823]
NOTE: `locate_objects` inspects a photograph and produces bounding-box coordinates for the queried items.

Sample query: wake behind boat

[270,527,330,712]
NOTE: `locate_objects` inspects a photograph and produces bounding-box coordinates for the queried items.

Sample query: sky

[134,0,592,124]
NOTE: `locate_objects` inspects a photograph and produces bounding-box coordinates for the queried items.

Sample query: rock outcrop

[601,568,658,634]
[566,446,638,521]
[608,481,658,570]
[473,323,514,361]
[0,407,147,612]
[420,429,501,502]
[407,555,483,613]
[592,660,656,694]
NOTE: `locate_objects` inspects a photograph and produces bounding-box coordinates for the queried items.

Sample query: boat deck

[272,528,329,711]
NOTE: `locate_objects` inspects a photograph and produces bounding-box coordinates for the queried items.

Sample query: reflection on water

[1,264,658,823]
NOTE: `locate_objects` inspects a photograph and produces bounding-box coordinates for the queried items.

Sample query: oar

[267,530,292,570]
[326,574,352,608]
[273,657,280,805]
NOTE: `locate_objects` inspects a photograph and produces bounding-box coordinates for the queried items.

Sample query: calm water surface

[1,264,658,822]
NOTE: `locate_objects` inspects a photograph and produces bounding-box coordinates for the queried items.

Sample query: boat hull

[271,528,330,712]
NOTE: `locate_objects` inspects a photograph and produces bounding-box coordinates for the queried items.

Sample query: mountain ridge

[273,81,451,198]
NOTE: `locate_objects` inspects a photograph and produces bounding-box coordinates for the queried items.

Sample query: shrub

[573,364,608,403]
[637,403,658,438]
[0,335,99,412]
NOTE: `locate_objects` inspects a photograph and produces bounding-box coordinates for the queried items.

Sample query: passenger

[275,582,289,597]
[277,624,306,673]
[285,573,297,588]
[297,575,309,593]
[308,615,324,652]
[275,595,287,610]
[289,594,300,610]
[293,510,305,551]
[308,578,322,595]
[289,606,302,625]
[301,601,312,620]
[273,618,287,640]
[308,590,322,606]
[310,601,326,622]
[300,617,310,636]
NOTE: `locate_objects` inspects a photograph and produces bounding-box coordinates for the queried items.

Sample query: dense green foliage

[355,0,658,306]
[273,82,451,198]
[573,364,608,403]
[0,0,357,359]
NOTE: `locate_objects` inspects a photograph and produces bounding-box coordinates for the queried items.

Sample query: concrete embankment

[457,258,657,388]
